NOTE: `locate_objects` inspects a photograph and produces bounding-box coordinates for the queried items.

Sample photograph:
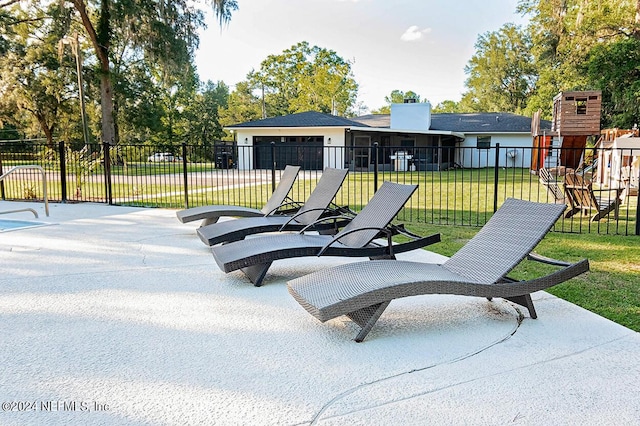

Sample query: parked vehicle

[148,152,181,162]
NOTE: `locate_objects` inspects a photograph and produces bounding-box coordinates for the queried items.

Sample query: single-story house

[226,102,551,170]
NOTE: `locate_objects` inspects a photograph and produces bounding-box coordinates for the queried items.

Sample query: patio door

[353,136,370,171]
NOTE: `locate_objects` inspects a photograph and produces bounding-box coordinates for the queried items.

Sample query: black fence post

[103,142,112,205]
[373,142,379,192]
[58,141,67,203]
[270,141,276,192]
[0,144,5,200]
[182,142,189,208]
[636,163,640,236]
[493,143,500,213]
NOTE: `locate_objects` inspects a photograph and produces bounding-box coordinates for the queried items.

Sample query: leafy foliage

[586,37,640,128]
[247,41,358,117]
[514,0,639,123]
[371,90,424,114]
[461,24,536,114]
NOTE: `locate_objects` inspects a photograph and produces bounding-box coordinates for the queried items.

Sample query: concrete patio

[1,200,638,425]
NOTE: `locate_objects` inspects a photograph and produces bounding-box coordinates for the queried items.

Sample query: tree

[586,37,640,128]
[182,79,229,145]
[371,90,424,114]
[432,100,463,113]
[248,41,358,117]
[461,23,536,114]
[218,81,262,129]
[63,0,237,145]
[517,0,639,118]
[0,2,78,148]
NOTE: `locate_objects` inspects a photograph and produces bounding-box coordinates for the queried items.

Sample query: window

[576,98,587,115]
[477,136,491,149]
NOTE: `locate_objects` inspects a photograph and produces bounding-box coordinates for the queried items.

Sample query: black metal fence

[1,139,638,235]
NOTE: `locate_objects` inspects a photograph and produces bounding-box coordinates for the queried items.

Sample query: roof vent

[404,98,417,104]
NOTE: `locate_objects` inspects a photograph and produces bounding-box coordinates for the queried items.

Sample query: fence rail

[1,140,638,235]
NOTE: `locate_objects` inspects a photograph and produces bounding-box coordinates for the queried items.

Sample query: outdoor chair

[287,198,589,342]
[563,171,625,221]
[211,181,441,286]
[176,165,301,226]
[196,167,350,246]
[538,167,567,204]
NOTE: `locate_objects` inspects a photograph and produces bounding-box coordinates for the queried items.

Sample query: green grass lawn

[403,221,640,332]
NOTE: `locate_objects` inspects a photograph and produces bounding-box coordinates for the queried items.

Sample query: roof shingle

[230,111,368,128]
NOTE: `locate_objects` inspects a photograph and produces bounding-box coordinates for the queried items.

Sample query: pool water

[0,219,50,232]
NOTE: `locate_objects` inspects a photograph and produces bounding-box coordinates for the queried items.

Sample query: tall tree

[586,37,640,128]
[218,81,262,128]
[432,100,463,113]
[249,42,358,117]
[64,0,237,145]
[461,23,536,114]
[518,0,638,117]
[0,2,77,147]
[181,79,229,145]
[371,90,423,114]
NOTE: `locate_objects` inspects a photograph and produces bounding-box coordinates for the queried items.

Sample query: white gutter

[347,126,465,139]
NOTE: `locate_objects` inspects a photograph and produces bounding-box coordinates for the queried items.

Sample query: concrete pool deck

[1,200,639,425]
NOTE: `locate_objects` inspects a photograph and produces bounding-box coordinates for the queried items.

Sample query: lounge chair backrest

[539,167,565,203]
[291,168,349,225]
[564,172,597,209]
[335,181,417,248]
[443,198,566,284]
[260,165,301,215]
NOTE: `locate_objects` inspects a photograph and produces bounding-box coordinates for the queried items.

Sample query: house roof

[352,112,552,134]
[227,110,553,135]
[228,111,368,128]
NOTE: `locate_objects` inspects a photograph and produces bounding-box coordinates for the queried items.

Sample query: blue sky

[195,0,529,112]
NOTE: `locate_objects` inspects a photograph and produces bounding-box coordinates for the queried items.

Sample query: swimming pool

[0,219,50,232]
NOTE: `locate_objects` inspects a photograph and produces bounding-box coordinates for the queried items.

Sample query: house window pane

[477,136,491,149]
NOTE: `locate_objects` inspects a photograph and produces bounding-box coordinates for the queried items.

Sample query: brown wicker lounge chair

[287,198,589,342]
[211,181,441,286]
[176,165,301,226]
[196,168,350,246]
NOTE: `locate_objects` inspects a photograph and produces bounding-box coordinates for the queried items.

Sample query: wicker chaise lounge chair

[287,198,589,342]
[197,167,350,246]
[211,181,441,286]
[176,165,301,226]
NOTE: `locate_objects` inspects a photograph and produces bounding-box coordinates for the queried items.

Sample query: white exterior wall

[596,137,640,189]
[544,136,562,169]
[457,133,533,168]
[390,102,432,131]
[234,128,347,170]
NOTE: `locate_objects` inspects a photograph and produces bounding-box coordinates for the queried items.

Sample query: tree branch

[0,0,20,9]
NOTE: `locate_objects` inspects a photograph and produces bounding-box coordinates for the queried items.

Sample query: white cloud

[400,25,432,42]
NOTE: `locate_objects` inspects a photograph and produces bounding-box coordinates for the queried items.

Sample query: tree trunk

[99,69,116,145]
[73,0,117,145]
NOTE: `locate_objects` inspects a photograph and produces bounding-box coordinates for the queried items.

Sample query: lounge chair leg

[346,301,391,342]
[318,227,337,235]
[370,254,396,260]
[201,217,220,226]
[504,294,537,319]
[241,263,272,287]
